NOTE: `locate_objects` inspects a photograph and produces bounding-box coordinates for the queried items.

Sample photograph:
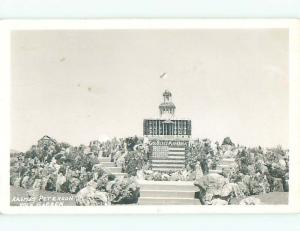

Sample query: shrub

[124,150,148,176]
[108,177,140,204]
[222,137,234,146]
[186,139,216,174]
[125,136,139,151]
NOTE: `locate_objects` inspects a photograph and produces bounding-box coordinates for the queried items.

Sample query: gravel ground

[230,192,288,205]
[254,192,288,204]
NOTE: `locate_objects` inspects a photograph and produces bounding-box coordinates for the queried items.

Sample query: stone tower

[159,90,176,119]
[143,90,192,171]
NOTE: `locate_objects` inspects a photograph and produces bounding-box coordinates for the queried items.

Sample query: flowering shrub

[106,177,140,204]
[186,139,221,174]
[141,169,196,181]
[123,148,149,176]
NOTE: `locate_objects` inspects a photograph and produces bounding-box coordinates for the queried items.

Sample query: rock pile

[194,173,242,205]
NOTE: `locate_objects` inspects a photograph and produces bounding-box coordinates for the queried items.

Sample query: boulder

[75,181,110,206]
[40,176,50,190]
[239,197,261,205]
[195,162,203,180]
[108,177,140,204]
[32,178,42,189]
[105,180,115,192]
[194,173,227,204]
[68,177,81,194]
[136,170,145,180]
[21,176,30,189]
[56,173,67,192]
[195,173,227,193]
[13,177,21,187]
[260,165,269,174]
[187,171,196,181]
[221,183,241,198]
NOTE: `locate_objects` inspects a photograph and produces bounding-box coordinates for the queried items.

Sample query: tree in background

[222,137,234,146]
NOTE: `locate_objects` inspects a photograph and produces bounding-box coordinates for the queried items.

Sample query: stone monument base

[145,136,190,171]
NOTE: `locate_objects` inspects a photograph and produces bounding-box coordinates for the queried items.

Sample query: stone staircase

[151,147,186,172]
[138,180,201,205]
[98,157,127,178]
[209,157,236,174]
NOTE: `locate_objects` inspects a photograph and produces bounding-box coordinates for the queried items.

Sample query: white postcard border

[0,19,299,214]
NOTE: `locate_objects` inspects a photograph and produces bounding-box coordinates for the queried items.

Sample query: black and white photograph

[1,20,299,213]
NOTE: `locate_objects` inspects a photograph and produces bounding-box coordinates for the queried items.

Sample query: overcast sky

[11,29,289,151]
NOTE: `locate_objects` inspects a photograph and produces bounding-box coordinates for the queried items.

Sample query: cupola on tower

[159,90,176,119]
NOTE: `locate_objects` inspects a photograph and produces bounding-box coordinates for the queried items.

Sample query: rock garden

[10,135,289,205]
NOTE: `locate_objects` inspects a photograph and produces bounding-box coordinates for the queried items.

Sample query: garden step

[152,164,185,170]
[138,181,199,191]
[98,157,111,162]
[105,166,122,173]
[221,158,235,165]
[113,172,127,178]
[150,162,184,167]
[152,159,185,164]
[137,180,200,205]
[100,162,116,167]
[140,190,196,198]
[138,197,201,205]
[152,167,184,172]
[218,164,232,168]
[209,169,222,174]
[216,164,233,170]
[152,163,185,167]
